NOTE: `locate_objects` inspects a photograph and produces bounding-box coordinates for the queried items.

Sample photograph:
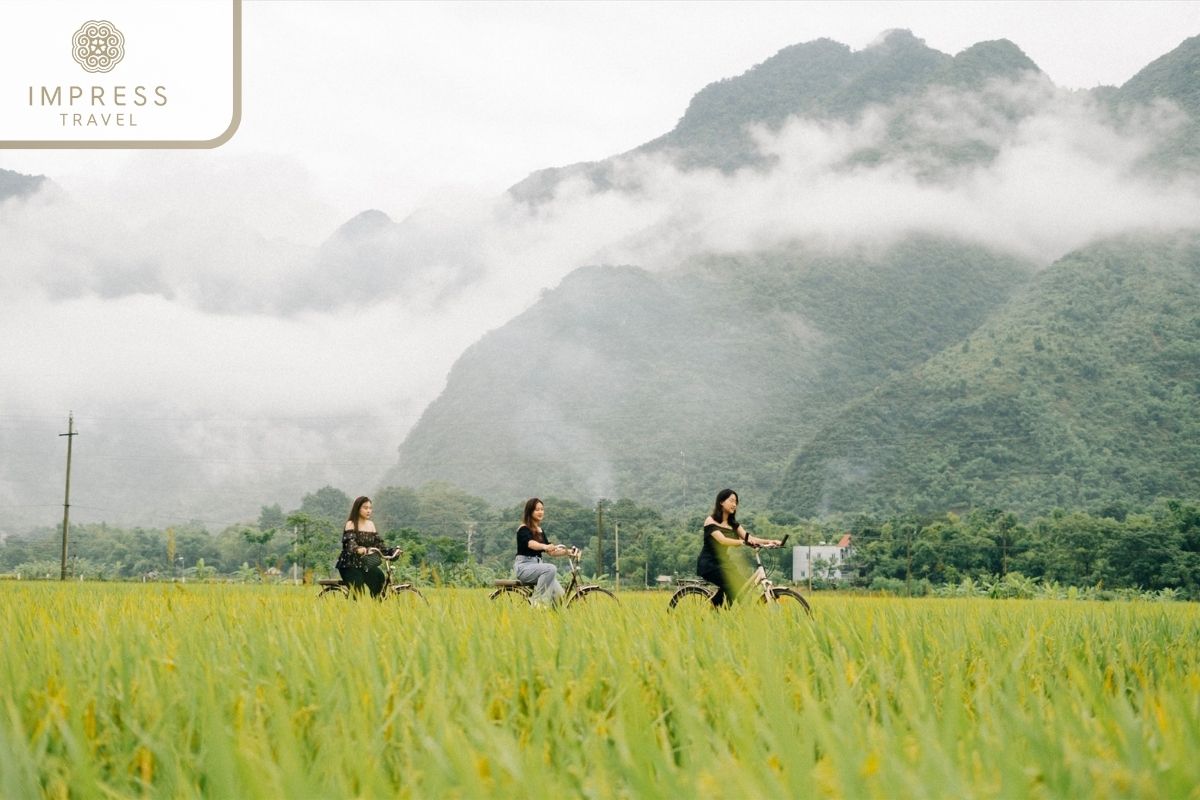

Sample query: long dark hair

[347,496,371,532]
[711,488,739,530]
[522,497,545,542]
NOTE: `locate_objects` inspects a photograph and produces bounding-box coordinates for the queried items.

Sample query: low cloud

[2,72,1197,527]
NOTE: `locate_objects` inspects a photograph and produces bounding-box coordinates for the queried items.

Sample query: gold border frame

[0,0,241,149]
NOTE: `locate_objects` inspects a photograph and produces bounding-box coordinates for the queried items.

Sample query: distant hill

[385,237,1033,507]
[509,30,1042,202]
[772,232,1200,516]
[386,30,1200,516]
[1109,34,1200,168]
[1112,34,1200,116]
[0,168,46,202]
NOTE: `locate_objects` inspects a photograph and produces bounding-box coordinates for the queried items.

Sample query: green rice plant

[0,584,1197,798]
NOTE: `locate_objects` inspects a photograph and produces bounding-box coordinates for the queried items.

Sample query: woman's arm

[518,526,566,556]
[740,526,783,547]
[530,538,567,555]
[705,518,744,547]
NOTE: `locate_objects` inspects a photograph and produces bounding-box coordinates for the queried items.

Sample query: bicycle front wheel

[761,587,812,617]
[668,585,715,612]
[567,586,618,606]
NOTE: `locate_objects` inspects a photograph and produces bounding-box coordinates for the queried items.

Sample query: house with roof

[792,533,852,583]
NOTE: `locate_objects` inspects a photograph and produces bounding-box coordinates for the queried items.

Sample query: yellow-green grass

[1,584,1197,799]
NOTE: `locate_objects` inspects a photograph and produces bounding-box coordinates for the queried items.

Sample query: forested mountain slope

[772,233,1200,516]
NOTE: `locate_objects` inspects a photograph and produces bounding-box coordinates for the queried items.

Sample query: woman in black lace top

[696,488,781,607]
[335,496,397,598]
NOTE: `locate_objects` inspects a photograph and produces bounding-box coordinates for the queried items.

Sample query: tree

[241,526,275,569]
[413,482,489,539]
[285,511,338,581]
[258,504,285,531]
[374,486,421,533]
[300,486,351,522]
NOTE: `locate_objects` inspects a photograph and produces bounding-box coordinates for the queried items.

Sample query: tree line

[2,485,1197,599]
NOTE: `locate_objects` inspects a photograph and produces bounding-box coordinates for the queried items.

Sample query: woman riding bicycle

[697,489,781,608]
[335,496,399,598]
[514,497,570,606]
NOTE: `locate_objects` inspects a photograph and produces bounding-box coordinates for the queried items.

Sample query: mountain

[1109,34,1200,168]
[386,237,1033,507]
[385,30,1200,516]
[0,168,46,202]
[772,232,1200,516]
[509,30,1042,202]
[1112,34,1200,116]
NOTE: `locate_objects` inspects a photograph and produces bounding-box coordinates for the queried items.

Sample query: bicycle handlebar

[743,536,787,549]
[365,546,402,561]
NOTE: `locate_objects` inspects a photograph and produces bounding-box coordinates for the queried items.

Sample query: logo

[2,1,241,148]
[72,20,125,74]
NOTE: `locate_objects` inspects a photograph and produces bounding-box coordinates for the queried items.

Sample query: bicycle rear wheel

[668,584,715,612]
[489,585,533,605]
[761,587,812,617]
[568,586,617,606]
[387,584,428,605]
[317,580,348,599]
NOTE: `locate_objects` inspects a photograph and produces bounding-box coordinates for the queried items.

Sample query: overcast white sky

[2,0,1199,528]
[3,0,1198,239]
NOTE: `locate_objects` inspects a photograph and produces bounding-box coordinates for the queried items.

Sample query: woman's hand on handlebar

[363,546,402,561]
[747,536,784,548]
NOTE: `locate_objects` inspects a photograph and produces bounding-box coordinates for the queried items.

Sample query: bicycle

[317,547,427,603]
[669,534,811,616]
[490,547,618,606]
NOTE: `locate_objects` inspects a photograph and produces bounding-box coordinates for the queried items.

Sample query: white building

[792,534,852,582]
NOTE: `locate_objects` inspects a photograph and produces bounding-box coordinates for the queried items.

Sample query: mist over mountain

[1107,33,1200,169]
[385,238,1033,506]
[3,29,1199,530]
[0,168,47,203]
[510,30,1044,201]
[389,30,1200,514]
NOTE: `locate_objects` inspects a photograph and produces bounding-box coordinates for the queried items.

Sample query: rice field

[1,583,1197,799]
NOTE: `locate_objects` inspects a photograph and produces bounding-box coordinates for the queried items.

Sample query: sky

[1,0,1198,530]
[4,1,1199,233]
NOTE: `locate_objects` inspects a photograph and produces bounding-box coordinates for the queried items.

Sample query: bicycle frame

[560,548,586,601]
[318,548,426,602]
[668,533,810,615]
[737,547,775,599]
[490,547,617,606]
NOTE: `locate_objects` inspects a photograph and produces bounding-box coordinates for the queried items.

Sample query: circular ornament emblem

[72,20,125,73]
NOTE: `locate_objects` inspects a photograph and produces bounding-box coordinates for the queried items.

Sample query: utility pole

[807,528,813,594]
[643,528,649,589]
[905,525,913,597]
[59,412,78,581]
[595,500,605,579]
[614,522,620,592]
[466,522,476,564]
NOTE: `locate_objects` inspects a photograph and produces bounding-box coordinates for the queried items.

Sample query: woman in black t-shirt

[514,497,569,606]
[335,496,397,598]
[696,488,781,607]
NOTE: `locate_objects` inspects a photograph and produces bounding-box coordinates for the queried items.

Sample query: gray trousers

[514,555,565,605]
